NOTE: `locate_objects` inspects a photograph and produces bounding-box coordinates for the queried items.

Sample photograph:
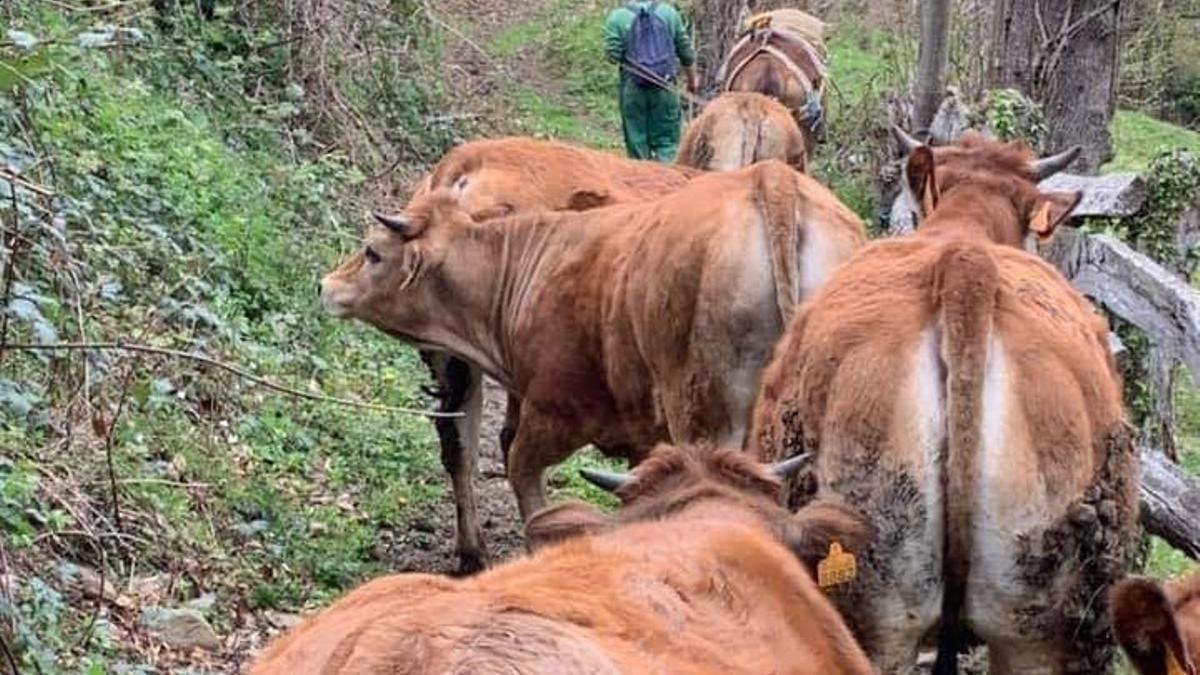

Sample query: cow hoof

[456,550,488,576]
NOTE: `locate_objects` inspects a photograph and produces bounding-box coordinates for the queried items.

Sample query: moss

[1123,150,1200,276]
[975,88,1047,151]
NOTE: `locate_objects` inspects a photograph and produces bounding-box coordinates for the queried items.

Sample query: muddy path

[391,378,527,574]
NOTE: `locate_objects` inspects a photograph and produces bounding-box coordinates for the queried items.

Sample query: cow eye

[364,246,381,264]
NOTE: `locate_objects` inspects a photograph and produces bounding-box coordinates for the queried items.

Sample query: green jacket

[602,1,695,69]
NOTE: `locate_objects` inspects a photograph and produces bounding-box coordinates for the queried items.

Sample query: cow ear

[1029,190,1081,240]
[783,500,871,578]
[1110,577,1196,675]
[905,145,939,218]
[566,189,614,211]
[525,501,608,551]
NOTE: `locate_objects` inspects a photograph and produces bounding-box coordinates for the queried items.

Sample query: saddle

[720,16,826,96]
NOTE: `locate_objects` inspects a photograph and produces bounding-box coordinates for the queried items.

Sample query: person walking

[603,1,697,162]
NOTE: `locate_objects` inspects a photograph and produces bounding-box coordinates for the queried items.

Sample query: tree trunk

[914,0,952,132]
[991,0,1121,171]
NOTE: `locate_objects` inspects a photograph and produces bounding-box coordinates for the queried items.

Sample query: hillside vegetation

[0,4,461,671]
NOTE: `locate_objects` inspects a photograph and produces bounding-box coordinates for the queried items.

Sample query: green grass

[826,23,906,99]
[813,21,907,223]
[1107,109,1200,172]
[542,0,620,130]
[492,21,544,58]
[510,86,618,147]
[550,448,624,510]
[487,0,621,149]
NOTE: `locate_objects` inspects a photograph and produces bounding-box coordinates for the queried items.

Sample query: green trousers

[618,76,682,162]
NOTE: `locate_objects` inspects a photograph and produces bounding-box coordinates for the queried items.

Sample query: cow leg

[505,410,575,525]
[856,616,928,675]
[499,394,521,472]
[423,351,487,574]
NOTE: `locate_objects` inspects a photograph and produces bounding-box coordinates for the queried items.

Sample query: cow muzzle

[318,277,353,318]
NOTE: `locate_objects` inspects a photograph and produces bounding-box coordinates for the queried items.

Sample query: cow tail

[753,161,801,324]
[740,98,763,168]
[932,243,998,675]
[679,113,714,169]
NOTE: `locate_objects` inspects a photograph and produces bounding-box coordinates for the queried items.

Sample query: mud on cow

[406,136,696,573]
[1111,571,1200,675]
[750,131,1140,674]
[247,444,875,675]
[678,92,809,172]
[322,160,865,529]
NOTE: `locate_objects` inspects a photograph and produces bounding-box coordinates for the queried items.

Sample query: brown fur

[1111,572,1200,675]
[409,137,696,572]
[248,445,876,675]
[420,136,698,219]
[323,160,866,520]
[750,135,1138,674]
[678,92,808,172]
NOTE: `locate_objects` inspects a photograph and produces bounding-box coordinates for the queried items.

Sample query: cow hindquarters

[815,328,947,673]
[966,415,1139,674]
[424,352,488,574]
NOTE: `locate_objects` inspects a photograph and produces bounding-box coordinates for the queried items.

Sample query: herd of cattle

[247,10,1198,675]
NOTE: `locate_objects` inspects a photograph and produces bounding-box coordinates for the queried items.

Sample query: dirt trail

[392,378,525,574]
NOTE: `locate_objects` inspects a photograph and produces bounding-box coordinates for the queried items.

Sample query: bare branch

[0,170,53,198]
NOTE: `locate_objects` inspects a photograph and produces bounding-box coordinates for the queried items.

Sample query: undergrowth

[2,1,1199,672]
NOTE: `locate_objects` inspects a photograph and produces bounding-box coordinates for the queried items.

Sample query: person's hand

[686,70,699,93]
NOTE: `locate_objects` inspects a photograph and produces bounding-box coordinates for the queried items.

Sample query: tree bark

[1140,446,1200,558]
[991,0,1121,171]
[914,0,953,132]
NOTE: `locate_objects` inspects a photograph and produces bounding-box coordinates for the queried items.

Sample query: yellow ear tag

[1030,202,1052,235]
[1166,650,1190,675]
[817,542,857,589]
[750,14,772,30]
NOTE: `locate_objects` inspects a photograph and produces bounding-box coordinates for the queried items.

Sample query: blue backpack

[625,1,677,87]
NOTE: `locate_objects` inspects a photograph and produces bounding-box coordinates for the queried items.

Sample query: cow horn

[372,211,412,236]
[579,468,630,492]
[892,124,922,155]
[770,453,811,479]
[1031,146,1082,181]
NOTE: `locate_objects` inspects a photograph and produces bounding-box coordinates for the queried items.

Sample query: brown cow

[721,8,828,155]
[408,137,697,572]
[322,160,866,521]
[678,92,808,172]
[413,135,699,220]
[247,444,875,675]
[750,131,1140,674]
[1111,571,1200,675]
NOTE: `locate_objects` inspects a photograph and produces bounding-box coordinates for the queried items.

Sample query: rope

[619,60,710,108]
[0,342,462,418]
